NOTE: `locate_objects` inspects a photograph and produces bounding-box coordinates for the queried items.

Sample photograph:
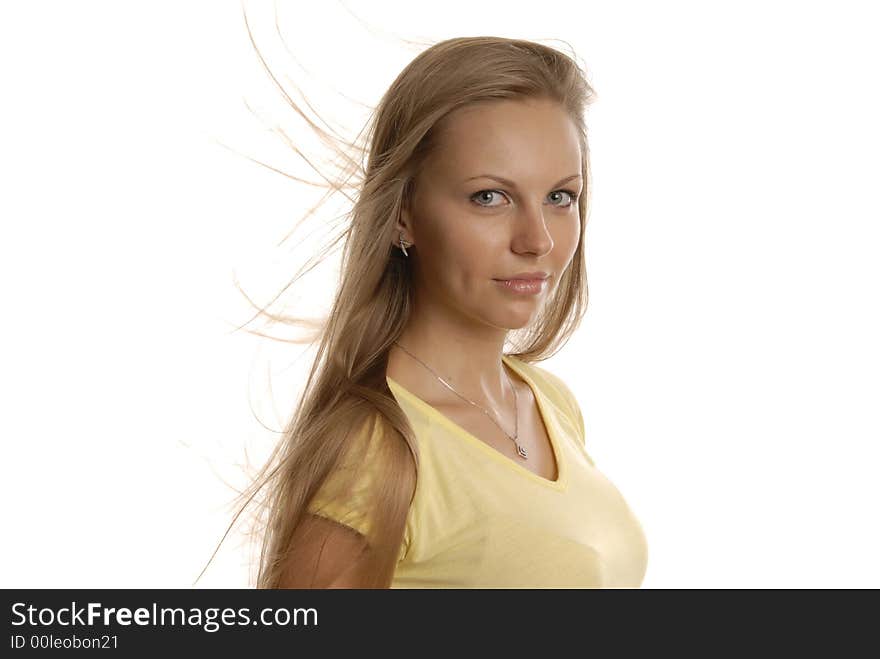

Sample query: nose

[511,202,554,256]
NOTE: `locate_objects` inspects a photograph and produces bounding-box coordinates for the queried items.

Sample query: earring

[399,231,411,257]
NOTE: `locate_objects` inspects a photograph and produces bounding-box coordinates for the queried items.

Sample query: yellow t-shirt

[307,354,649,588]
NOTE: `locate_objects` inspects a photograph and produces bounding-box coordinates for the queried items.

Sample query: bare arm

[276,513,376,589]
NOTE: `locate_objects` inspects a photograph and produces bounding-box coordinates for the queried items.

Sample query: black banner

[2,588,867,652]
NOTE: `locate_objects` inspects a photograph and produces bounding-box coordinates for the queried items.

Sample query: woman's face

[398,97,583,330]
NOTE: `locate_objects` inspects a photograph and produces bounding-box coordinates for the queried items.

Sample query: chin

[496,309,540,331]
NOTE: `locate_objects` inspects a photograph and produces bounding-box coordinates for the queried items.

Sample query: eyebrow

[464,173,582,188]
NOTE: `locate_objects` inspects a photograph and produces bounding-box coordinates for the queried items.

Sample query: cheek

[459,237,497,273]
[416,232,486,296]
[557,216,581,261]
[427,218,498,278]
[437,246,495,296]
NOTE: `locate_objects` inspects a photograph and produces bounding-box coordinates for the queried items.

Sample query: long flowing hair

[201,17,598,588]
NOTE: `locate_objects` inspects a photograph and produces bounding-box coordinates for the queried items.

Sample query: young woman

[225,35,648,589]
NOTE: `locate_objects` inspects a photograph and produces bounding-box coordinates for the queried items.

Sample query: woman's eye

[549,190,579,206]
[471,190,507,206]
[470,189,579,208]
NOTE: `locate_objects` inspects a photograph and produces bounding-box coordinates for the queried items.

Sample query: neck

[388,316,515,410]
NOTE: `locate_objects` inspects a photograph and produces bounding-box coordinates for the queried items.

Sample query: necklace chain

[390,340,528,460]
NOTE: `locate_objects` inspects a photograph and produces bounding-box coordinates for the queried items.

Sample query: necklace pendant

[516,443,528,459]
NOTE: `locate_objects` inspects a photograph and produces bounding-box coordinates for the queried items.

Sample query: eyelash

[470,188,580,209]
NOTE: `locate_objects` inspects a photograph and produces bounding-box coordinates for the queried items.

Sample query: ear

[393,197,414,249]
[398,207,412,235]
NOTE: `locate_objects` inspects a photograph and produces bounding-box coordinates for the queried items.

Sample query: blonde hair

[202,25,598,588]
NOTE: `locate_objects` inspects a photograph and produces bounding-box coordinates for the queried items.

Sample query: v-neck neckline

[386,353,568,492]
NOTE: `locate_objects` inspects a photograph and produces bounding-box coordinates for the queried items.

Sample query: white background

[2,0,878,588]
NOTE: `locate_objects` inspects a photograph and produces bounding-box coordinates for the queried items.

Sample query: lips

[494,272,549,281]
[494,278,547,295]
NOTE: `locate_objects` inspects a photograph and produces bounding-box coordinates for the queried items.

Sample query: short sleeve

[306,416,381,538]
[306,415,411,562]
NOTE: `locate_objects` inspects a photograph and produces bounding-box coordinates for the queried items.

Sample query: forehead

[429,98,582,178]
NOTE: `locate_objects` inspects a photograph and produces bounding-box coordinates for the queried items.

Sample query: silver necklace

[391,340,528,459]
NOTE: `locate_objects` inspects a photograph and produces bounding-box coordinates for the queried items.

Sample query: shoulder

[307,411,414,556]
[335,412,398,478]
[507,356,587,451]
[510,357,579,415]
